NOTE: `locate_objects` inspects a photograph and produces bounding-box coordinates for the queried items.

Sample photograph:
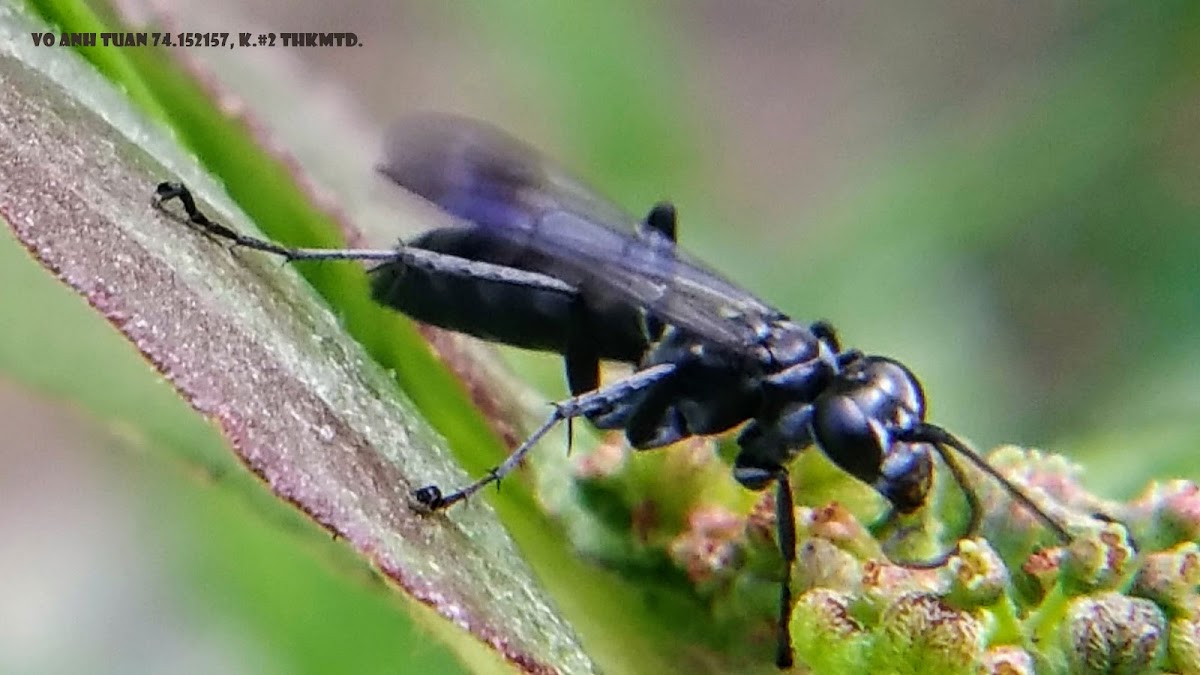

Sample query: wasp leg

[414,362,678,510]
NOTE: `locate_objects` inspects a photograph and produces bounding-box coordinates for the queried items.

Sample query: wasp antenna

[907,424,1073,545]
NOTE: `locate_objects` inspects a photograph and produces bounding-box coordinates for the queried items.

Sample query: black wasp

[154,115,1073,669]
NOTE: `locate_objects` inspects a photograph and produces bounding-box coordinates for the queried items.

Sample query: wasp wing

[378,115,783,351]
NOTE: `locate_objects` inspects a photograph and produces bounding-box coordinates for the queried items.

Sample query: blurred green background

[3,1,1199,673]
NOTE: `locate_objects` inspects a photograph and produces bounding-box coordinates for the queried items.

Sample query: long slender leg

[414,362,678,510]
[153,182,399,262]
[155,182,581,297]
[564,299,601,396]
[774,471,796,670]
[562,300,601,456]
